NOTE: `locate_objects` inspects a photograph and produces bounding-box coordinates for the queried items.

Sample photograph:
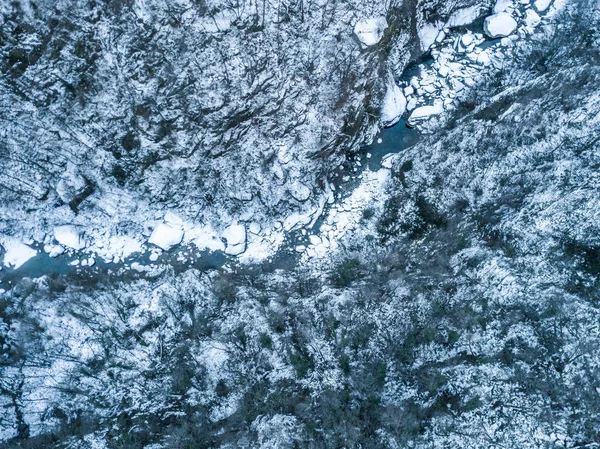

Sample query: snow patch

[190,227,226,252]
[104,236,143,260]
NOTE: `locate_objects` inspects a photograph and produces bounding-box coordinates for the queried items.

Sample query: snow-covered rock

[44,243,65,257]
[103,236,143,260]
[534,0,552,12]
[477,51,492,66]
[461,34,474,48]
[447,6,482,27]
[148,223,184,251]
[353,17,388,46]
[193,233,226,252]
[223,224,246,256]
[381,81,407,127]
[56,167,88,204]
[309,235,321,246]
[1,239,37,269]
[164,211,184,227]
[185,224,225,252]
[407,97,418,111]
[248,222,261,235]
[419,23,440,51]
[289,182,311,202]
[407,102,444,126]
[54,225,85,250]
[525,9,541,28]
[484,12,518,38]
[494,0,515,13]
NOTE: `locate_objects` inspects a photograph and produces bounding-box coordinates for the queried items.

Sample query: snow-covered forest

[2,0,600,447]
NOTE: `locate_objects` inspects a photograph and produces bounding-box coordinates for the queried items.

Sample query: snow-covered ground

[3,0,600,446]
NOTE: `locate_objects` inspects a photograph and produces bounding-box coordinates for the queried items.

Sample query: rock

[477,51,492,66]
[493,0,515,13]
[309,235,321,246]
[418,23,440,51]
[56,171,87,204]
[484,12,518,38]
[461,34,474,48]
[44,243,65,257]
[223,224,246,256]
[447,5,483,27]
[381,81,407,127]
[407,97,418,111]
[353,17,388,46]
[248,222,261,235]
[407,101,445,127]
[1,239,37,269]
[164,211,184,227]
[148,223,184,251]
[534,0,552,12]
[525,9,541,28]
[54,225,85,250]
[289,182,311,202]
[56,166,93,208]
